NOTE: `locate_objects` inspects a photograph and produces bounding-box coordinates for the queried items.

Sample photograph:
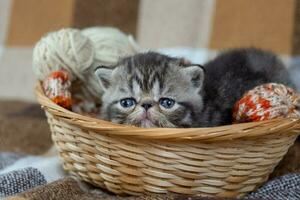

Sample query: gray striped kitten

[95,49,292,128]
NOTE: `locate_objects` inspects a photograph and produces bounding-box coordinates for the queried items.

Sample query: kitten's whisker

[150,110,177,128]
[126,109,144,125]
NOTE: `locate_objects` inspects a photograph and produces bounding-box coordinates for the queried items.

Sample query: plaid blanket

[0,100,299,200]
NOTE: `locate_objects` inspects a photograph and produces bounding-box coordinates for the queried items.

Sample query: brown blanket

[7,177,242,200]
[0,101,52,154]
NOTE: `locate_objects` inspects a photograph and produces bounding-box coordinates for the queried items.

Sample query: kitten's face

[95,52,204,128]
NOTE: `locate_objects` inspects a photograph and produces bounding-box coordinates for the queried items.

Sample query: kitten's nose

[141,103,152,111]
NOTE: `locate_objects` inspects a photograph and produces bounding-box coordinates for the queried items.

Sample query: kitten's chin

[139,119,157,128]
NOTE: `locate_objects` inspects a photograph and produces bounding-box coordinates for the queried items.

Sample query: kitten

[200,48,293,126]
[95,48,293,128]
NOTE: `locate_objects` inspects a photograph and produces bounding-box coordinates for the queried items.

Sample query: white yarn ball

[82,27,139,68]
[32,28,94,81]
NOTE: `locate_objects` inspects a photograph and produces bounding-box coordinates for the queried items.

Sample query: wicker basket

[36,83,300,198]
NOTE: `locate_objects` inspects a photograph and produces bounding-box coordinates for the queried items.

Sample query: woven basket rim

[35,82,300,141]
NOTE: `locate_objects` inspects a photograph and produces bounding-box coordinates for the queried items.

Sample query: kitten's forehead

[115,52,180,92]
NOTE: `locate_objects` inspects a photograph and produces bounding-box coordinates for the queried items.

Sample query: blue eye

[159,98,175,109]
[120,98,136,108]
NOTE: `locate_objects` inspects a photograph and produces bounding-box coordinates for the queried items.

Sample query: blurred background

[0,0,299,101]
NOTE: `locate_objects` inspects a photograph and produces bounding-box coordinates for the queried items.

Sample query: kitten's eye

[159,98,175,109]
[120,98,136,108]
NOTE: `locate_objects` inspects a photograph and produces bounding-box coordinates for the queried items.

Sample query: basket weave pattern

[37,84,300,198]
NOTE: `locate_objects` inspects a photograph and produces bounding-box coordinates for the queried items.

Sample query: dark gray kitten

[95,48,293,128]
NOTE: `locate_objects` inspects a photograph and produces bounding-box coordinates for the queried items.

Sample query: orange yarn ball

[42,70,72,109]
[233,83,300,123]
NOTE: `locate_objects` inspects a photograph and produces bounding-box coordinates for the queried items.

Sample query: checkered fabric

[0,167,46,197]
[245,173,300,200]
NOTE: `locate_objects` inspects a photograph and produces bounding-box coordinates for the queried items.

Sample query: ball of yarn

[82,27,139,67]
[42,70,72,109]
[33,28,94,81]
[233,83,300,123]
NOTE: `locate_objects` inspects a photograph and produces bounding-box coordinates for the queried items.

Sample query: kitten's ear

[181,65,205,90]
[94,67,113,90]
